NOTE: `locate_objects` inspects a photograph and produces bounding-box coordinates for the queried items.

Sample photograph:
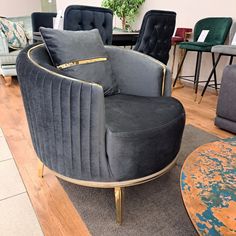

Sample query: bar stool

[171,28,192,88]
[199,22,236,103]
[172,17,232,101]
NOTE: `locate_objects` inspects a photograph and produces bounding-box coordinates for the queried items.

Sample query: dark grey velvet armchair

[16,43,185,223]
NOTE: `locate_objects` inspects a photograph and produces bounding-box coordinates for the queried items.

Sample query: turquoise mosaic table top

[181,138,236,235]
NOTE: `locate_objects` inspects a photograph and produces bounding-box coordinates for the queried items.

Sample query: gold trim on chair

[27,44,103,89]
[29,43,174,224]
[28,44,168,96]
[38,156,177,224]
[48,155,178,188]
[57,57,108,69]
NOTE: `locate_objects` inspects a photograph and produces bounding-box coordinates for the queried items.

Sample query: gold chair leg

[38,159,44,178]
[171,44,177,77]
[3,76,12,86]
[114,187,123,224]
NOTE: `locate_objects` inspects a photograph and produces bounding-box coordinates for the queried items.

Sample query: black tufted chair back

[63,5,113,45]
[31,12,57,32]
[134,10,176,65]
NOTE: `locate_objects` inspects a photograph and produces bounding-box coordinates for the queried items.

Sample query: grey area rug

[59,125,219,236]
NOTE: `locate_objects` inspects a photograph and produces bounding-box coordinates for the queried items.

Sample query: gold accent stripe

[162,66,167,96]
[41,155,178,188]
[27,44,103,89]
[57,57,108,69]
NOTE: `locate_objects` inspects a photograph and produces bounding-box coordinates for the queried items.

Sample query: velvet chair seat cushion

[105,94,185,181]
[179,41,214,52]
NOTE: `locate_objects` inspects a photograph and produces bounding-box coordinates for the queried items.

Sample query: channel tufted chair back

[63,5,113,45]
[134,10,176,64]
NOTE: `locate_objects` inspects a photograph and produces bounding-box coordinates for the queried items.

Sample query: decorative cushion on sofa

[39,27,118,96]
[0,17,27,49]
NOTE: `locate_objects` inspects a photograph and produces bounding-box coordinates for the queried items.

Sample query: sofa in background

[215,64,236,133]
[0,16,32,85]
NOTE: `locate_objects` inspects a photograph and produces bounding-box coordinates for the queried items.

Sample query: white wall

[56,0,102,12]
[135,0,236,29]
[0,0,41,17]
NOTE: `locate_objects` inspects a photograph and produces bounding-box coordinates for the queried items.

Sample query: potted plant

[102,0,145,31]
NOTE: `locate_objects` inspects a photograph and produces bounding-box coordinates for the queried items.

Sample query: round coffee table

[180,138,236,235]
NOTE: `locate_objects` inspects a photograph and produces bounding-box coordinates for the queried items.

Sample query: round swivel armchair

[16,43,185,223]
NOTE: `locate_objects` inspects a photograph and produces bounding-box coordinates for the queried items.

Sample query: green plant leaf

[102,0,145,29]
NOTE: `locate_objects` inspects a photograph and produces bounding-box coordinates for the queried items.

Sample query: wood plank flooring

[0,77,233,236]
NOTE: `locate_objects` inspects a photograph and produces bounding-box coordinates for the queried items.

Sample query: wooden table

[112,30,138,47]
[180,139,236,235]
[33,31,139,47]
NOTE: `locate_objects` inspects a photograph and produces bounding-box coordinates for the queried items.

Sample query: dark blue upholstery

[134,10,176,64]
[16,44,185,182]
[63,5,113,45]
[31,12,57,43]
[31,12,57,32]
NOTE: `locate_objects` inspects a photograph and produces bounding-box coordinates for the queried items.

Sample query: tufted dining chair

[133,10,176,65]
[31,12,57,42]
[171,28,192,86]
[63,5,113,45]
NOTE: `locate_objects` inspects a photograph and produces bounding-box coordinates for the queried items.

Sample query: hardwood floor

[0,78,90,236]
[0,77,233,236]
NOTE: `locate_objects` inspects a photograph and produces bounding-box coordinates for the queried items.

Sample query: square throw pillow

[0,17,27,49]
[39,27,118,96]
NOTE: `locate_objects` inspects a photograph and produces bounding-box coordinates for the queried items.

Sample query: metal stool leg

[229,55,234,65]
[171,43,177,75]
[199,54,222,103]
[194,52,202,101]
[211,53,218,94]
[173,50,187,87]
[193,52,201,89]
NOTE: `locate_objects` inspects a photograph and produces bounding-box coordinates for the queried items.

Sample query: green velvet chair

[173,17,232,100]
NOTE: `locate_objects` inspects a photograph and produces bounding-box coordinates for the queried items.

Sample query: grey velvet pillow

[39,27,118,95]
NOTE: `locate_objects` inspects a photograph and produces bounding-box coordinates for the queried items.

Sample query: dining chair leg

[114,187,123,224]
[171,44,177,77]
[229,55,234,65]
[194,51,202,101]
[38,159,44,178]
[2,76,12,86]
[173,50,187,87]
[211,53,218,94]
[199,54,222,103]
[193,52,201,89]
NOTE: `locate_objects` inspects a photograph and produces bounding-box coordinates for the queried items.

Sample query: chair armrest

[216,65,236,119]
[0,31,9,54]
[16,45,109,180]
[105,46,171,97]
